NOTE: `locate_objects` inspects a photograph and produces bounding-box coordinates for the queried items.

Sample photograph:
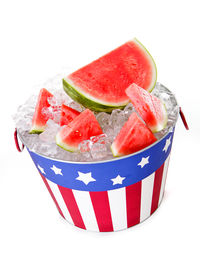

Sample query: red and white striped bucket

[14,101,188,232]
[40,154,170,232]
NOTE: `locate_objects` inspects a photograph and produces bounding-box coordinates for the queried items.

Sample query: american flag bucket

[14,95,188,232]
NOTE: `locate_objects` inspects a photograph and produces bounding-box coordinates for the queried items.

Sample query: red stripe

[58,186,86,230]
[161,157,171,201]
[40,174,65,219]
[151,164,164,214]
[90,191,113,232]
[126,181,142,228]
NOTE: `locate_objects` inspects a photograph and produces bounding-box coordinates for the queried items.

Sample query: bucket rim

[17,83,179,165]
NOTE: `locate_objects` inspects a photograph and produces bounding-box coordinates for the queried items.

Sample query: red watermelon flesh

[111,112,157,156]
[56,109,103,152]
[125,83,167,132]
[30,88,53,134]
[63,38,157,111]
[60,104,80,126]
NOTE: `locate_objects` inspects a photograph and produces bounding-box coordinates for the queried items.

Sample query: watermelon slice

[30,88,53,134]
[111,112,157,156]
[63,38,157,112]
[125,83,168,132]
[56,109,103,152]
[60,104,80,126]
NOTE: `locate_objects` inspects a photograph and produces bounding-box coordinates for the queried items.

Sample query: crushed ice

[13,78,179,162]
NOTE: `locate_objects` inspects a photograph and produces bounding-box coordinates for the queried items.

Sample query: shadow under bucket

[15,84,187,232]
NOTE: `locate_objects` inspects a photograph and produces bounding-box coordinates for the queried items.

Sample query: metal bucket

[14,88,188,232]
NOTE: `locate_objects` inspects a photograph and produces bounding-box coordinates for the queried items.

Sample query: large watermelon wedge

[125,83,168,132]
[30,88,53,134]
[56,109,103,152]
[63,38,157,112]
[111,112,157,157]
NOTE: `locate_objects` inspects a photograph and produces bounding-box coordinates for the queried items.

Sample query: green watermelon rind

[134,38,157,93]
[29,129,43,134]
[63,38,157,112]
[63,78,126,113]
[150,102,168,133]
[29,126,45,134]
[56,131,78,152]
[110,143,122,157]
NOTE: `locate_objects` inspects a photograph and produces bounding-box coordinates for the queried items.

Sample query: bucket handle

[179,107,189,130]
[14,129,24,152]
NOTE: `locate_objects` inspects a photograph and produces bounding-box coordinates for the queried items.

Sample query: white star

[138,156,150,168]
[76,172,96,185]
[51,165,63,175]
[37,164,45,174]
[111,175,126,185]
[163,136,171,153]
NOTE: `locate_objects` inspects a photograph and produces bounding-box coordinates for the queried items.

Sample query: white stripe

[72,190,99,232]
[140,173,155,222]
[46,179,74,225]
[108,187,127,231]
[158,155,170,205]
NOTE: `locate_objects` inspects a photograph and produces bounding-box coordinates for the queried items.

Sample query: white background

[0,0,199,266]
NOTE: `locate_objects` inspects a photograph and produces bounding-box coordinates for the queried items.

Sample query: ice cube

[123,102,135,118]
[47,90,72,112]
[90,133,111,160]
[96,112,110,129]
[12,95,37,132]
[41,106,54,120]
[42,104,62,124]
[90,133,107,144]
[109,109,121,126]
[69,101,84,112]
[90,142,108,160]
[53,146,72,160]
[52,109,61,124]
[103,127,115,142]
[109,109,126,128]
[79,151,92,162]
[47,96,57,107]
[78,140,93,152]
[108,109,126,137]
[39,120,60,143]
[55,90,72,106]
